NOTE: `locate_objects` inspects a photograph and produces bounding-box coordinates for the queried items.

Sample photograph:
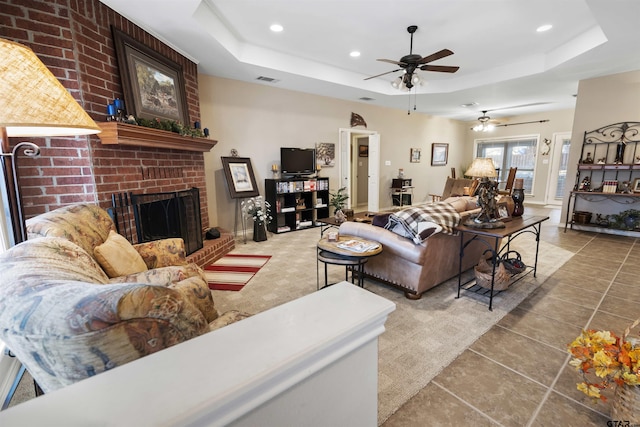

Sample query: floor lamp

[0,37,101,409]
[0,37,101,246]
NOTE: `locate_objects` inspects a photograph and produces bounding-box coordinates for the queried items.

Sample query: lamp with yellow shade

[463,157,504,229]
[0,38,101,245]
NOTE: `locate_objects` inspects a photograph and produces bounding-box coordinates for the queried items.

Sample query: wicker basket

[501,250,526,274]
[611,384,640,423]
[474,256,511,291]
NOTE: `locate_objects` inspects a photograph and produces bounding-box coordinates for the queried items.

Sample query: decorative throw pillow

[372,213,391,228]
[94,230,148,278]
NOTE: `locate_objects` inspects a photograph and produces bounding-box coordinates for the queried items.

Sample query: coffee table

[316,234,382,289]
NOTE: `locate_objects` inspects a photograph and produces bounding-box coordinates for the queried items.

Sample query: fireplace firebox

[110,188,203,256]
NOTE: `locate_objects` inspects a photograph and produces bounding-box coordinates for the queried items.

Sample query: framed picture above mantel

[111,27,190,125]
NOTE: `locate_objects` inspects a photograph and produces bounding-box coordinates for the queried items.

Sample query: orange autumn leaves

[568,319,640,402]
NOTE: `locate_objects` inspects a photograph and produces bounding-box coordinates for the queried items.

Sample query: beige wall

[199,75,471,230]
[560,70,640,222]
[198,73,581,231]
[465,109,575,205]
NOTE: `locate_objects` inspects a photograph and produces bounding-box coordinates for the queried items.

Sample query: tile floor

[382,206,640,427]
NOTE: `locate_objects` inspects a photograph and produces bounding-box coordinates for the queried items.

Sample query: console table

[455,215,549,310]
[317,211,378,236]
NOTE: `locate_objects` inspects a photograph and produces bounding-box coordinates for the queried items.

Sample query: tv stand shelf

[265,177,329,234]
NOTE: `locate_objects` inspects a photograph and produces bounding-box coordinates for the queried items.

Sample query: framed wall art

[496,201,512,221]
[221,157,260,199]
[410,148,421,163]
[359,145,369,157]
[316,142,336,167]
[431,143,449,166]
[634,178,640,193]
[112,27,190,124]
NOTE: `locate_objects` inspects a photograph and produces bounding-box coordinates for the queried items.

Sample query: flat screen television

[280,147,316,176]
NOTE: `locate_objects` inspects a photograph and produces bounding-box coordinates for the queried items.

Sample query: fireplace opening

[109,188,203,255]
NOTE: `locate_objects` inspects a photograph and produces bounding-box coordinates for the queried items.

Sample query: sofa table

[317,211,379,236]
[316,235,382,289]
[454,215,549,310]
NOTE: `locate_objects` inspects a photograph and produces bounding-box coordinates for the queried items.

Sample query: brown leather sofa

[339,197,490,299]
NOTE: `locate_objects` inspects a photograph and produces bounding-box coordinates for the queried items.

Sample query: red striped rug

[204,254,271,291]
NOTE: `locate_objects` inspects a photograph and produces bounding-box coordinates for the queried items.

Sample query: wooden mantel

[97,122,217,152]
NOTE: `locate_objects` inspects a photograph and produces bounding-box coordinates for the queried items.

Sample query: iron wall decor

[431,143,448,166]
[221,157,260,199]
[112,27,190,125]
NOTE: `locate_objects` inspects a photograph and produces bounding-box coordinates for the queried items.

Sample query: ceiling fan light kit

[472,111,495,132]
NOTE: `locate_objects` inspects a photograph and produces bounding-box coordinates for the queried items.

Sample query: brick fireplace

[1,0,234,265]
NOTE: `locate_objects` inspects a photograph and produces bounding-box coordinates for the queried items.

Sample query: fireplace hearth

[110,188,203,255]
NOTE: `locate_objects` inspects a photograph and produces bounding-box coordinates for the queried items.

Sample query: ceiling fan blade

[377,58,405,66]
[364,68,402,80]
[420,65,460,73]
[418,49,454,64]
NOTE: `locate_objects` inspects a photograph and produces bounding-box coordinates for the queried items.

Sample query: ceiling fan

[364,25,459,89]
[472,110,550,131]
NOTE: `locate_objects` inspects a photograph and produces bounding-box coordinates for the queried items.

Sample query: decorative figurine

[620,181,633,194]
[578,176,591,191]
[597,157,606,164]
[615,140,626,164]
[582,152,594,164]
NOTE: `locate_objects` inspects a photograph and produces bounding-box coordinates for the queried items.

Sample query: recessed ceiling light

[536,24,552,32]
[350,51,361,58]
[270,24,283,32]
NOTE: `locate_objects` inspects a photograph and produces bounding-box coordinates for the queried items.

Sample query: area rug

[204,254,271,291]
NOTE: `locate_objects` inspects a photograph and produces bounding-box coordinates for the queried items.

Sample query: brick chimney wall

[0,0,209,230]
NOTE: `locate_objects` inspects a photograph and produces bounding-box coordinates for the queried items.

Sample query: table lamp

[464,157,504,229]
[0,38,101,246]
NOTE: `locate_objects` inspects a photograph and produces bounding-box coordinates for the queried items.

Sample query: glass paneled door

[546,132,571,205]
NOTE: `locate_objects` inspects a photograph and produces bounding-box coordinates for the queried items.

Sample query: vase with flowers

[567,318,640,421]
[241,196,272,242]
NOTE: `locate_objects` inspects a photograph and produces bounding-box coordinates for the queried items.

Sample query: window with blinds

[475,136,538,194]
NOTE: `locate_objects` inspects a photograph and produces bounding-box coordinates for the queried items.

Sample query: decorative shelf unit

[565,122,640,236]
[391,178,413,207]
[97,122,217,152]
[265,177,330,233]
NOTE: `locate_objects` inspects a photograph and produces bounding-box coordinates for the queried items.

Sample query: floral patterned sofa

[0,203,247,393]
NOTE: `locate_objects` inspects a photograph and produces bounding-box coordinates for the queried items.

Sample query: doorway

[353,136,369,210]
[339,129,380,212]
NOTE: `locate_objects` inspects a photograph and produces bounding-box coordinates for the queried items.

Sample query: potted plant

[567,318,640,420]
[329,187,349,223]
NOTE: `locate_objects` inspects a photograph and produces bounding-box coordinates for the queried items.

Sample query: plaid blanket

[386,202,461,244]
